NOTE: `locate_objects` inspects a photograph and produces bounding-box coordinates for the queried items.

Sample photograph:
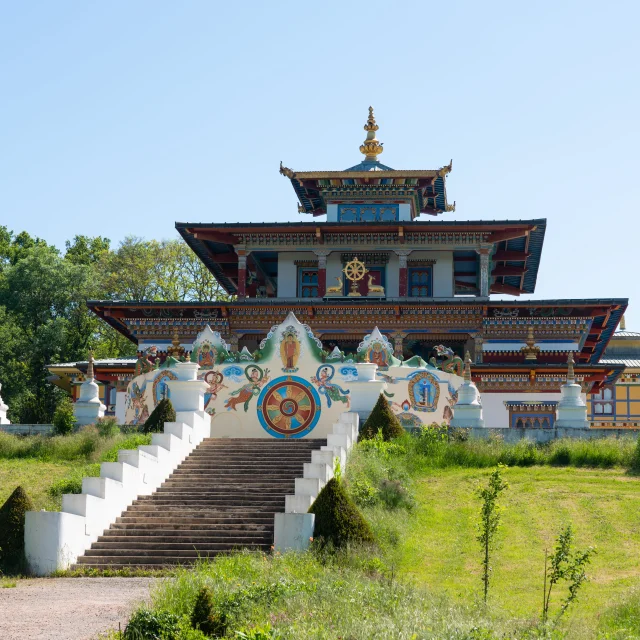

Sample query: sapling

[476,465,508,603]
[542,524,595,625]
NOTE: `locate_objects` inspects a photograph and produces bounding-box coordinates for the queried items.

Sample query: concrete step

[73,437,320,568]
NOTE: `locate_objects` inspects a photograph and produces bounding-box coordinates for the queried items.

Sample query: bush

[629,437,640,473]
[359,394,404,442]
[143,398,176,434]
[378,478,414,510]
[309,478,374,548]
[191,586,228,637]
[52,397,77,435]
[0,486,34,573]
[124,608,181,639]
[349,478,378,508]
[235,624,282,639]
[96,416,120,438]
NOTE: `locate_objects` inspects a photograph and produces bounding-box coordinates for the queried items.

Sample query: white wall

[409,251,453,297]
[481,391,586,429]
[276,249,454,298]
[115,392,126,424]
[277,252,318,297]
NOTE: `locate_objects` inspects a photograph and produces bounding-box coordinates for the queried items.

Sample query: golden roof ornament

[359,106,384,161]
[521,326,541,362]
[463,351,472,382]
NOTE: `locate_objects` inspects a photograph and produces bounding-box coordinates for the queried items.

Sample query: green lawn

[0,459,78,511]
[384,466,640,630]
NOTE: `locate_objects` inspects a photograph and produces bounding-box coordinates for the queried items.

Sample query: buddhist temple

[49,108,629,430]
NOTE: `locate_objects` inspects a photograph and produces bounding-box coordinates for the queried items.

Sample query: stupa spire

[566,352,575,383]
[464,351,473,382]
[359,106,383,161]
[86,351,95,380]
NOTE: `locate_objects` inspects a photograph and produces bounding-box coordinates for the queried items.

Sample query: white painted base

[25,377,208,575]
[273,513,315,552]
[74,400,105,427]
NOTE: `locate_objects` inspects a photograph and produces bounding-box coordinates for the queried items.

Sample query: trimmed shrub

[52,397,76,435]
[143,398,176,434]
[309,477,374,548]
[0,486,34,573]
[359,394,404,442]
[191,586,228,637]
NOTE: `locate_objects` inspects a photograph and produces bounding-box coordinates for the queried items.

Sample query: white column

[476,246,491,297]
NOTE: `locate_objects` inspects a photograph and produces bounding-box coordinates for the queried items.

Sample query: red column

[397,251,410,296]
[317,253,327,297]
[237,252,247,298]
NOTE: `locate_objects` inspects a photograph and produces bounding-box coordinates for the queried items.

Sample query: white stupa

[73,353,106,426]
[0,382,10,425]
[450,352,485,428]
[555,353,588,429]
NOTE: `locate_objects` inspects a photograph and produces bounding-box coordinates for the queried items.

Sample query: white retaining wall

[274,412,359,552]
[25,363,210,576]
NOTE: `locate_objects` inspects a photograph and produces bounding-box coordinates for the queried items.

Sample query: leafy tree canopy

[0,227,230,423]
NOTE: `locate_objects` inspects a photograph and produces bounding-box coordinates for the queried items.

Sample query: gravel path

[0,577,157,640]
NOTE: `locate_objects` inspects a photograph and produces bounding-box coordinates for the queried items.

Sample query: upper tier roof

[279,107,454,217]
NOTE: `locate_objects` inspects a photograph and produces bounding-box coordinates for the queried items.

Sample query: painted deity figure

[203,370,227,415]
[127,380,149,424]
[368,342,388,368]
[197,342,217,369]
[225,366,270,412]
[280,332,300,371]
[311,365,351,409]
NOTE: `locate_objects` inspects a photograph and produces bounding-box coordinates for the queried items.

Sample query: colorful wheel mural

[257,376,321,438]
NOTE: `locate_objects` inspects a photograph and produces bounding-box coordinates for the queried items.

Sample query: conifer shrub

[143,398,176,434]
[309,477,374,548]
[0,486,34,573]
[359,393,404,442]
[191,585,228,637]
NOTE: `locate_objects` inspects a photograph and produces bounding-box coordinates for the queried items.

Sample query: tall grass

[0,428,149,463]
[119,552,530,640]
[400,430,638,471]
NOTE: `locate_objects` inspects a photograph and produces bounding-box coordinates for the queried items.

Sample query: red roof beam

[491,266,528,277]
[192,230,239,244]
[492,250,530,261]
[489,283,523,296]
[486,228,532,243]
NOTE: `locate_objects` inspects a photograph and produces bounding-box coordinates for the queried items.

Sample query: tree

[542,524,595,625]
[476,466,509,604]
[0,486,34,573]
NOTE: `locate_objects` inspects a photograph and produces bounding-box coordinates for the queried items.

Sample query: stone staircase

[72,438,325,570]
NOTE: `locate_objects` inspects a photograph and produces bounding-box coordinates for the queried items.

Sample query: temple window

[297,268,319,297]
[338,204,398,222]
[592,386,614,415]
[408,267,433,297]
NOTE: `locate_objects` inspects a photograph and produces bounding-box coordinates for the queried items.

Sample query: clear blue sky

[1,1,638,328]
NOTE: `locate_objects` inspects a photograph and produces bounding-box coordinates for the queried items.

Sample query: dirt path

[0,577,157,640]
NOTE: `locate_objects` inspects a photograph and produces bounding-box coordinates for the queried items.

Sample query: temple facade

[49,108,628,430]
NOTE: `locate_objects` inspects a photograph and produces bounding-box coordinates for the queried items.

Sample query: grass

[0,429,151,510]
[113,432,640,639]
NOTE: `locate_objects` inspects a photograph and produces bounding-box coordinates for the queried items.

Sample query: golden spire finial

[464,351,472,382]
[87,351,95,380]
[359,106,383,161]
[167,328,185,358]
[521,326,541,362]
[567,352,575,383]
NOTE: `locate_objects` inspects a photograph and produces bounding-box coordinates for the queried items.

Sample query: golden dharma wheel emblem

[342,257,368,297]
